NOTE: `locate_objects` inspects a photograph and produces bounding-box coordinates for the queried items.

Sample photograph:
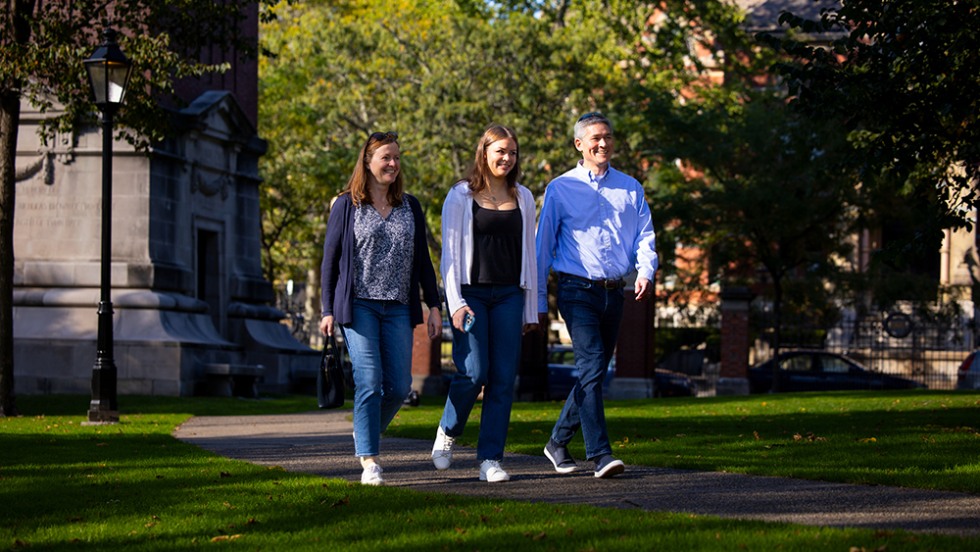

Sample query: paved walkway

[173,410,980,537]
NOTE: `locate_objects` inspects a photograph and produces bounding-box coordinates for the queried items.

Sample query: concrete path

[173,410,980,537]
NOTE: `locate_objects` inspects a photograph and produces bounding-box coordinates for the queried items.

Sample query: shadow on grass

[502,391,980,493]
[2,426,971,551]
[388,390,980,493]
[4,393,979,550]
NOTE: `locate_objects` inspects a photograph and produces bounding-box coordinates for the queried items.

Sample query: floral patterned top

[352,202,414,304]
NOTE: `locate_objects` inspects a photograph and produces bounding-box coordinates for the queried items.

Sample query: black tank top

[470,202,522,285]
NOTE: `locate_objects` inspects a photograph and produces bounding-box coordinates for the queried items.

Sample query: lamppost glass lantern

[83,27,132,424]
[84,28,132,110]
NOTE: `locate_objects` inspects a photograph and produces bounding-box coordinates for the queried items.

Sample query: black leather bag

[317,335,345,409]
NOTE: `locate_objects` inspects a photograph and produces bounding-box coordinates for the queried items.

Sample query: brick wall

[720,287,754,378]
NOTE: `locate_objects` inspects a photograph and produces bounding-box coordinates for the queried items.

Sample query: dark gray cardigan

[320,193,441,327]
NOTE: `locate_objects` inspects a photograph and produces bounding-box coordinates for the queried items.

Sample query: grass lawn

[390,389,980,494]
[1,391,978,551]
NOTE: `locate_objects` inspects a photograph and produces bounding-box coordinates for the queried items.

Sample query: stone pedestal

[717,287,754,395]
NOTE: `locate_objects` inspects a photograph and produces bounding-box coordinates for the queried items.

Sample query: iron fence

[752,309,974,390]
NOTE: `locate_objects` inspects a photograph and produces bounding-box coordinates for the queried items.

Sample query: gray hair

[573,112,612,139]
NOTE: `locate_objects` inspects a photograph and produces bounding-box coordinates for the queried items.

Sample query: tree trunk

[304,267,318,348]
[0,89,21,416]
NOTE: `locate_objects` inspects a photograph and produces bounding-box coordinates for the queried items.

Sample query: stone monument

[13,91,318,397]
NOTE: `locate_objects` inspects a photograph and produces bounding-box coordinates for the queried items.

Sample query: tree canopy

[763,0,980,233]
[9,0,976,411]
[258,0,884,347]
[257,0,753,286]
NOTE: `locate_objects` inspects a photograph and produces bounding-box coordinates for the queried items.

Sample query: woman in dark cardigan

[319,131,441,486]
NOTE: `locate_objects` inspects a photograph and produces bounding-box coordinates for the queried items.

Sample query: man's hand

[634,277,651,301]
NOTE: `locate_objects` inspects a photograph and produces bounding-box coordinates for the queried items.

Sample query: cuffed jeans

[439,284,524,461]
[550,274,624,460]
[342,298,413,458]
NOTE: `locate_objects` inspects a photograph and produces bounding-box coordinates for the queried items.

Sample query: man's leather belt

[559,272,625,290]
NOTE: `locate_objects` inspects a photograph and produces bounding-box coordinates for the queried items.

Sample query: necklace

[482,188,506,205]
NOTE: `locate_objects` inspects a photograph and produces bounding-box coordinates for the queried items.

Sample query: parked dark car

[650,367,696,398]
[748,350,926,393]
[956,350,980,390]
[547,345,694,400]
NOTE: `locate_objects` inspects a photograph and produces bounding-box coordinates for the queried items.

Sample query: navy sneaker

[593,454,625,479]
[544,439,577,474]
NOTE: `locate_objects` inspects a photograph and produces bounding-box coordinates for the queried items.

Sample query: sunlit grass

[1,391,977,550]
[391,390,980,493]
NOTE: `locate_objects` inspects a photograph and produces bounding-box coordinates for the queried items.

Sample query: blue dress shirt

[535,162,659,313]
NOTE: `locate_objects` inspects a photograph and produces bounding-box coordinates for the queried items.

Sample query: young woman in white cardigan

[432,124,538,482]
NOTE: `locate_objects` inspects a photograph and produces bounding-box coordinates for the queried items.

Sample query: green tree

[762,0,980,237]
[259,1,859,362]
[0,1,261,416]
[257,0,602,298]
[623,3,867,369]
[652,91,860,368]
[257,0,757,305]
[758,0,980,320]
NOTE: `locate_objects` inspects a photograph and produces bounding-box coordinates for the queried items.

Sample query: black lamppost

[83,28,132,424]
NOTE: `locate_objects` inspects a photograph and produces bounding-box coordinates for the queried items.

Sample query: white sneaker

[360,463,384,486]
[479,459,510,482]
[431,427,455,470]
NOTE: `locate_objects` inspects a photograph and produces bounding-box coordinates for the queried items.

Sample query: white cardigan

[441,181,538,325]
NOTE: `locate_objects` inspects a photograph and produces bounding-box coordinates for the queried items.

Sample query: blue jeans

[342,299,414,458]
[551,274,624,460]
[440,284,524,461]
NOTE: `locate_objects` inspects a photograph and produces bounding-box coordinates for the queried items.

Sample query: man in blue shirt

[536,112,659,478]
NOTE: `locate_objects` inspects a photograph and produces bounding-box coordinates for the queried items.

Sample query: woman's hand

[319,315,334,337]
[426,307,441,340]
[452,306,475,332]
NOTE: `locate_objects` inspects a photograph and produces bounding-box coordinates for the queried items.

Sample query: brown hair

[466,124,520,197]
[343,131,404,207]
